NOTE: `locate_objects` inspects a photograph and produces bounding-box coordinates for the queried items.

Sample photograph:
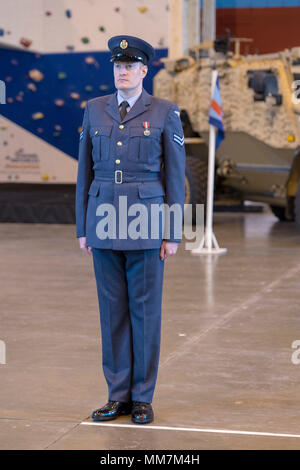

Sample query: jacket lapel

[105,91,121,123]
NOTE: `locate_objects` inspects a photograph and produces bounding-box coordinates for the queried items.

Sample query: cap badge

[120,39,128,49]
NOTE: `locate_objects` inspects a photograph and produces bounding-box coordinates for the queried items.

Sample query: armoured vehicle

[153,36,300,227]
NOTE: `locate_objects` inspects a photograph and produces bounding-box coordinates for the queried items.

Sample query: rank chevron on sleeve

[173,133,185,146]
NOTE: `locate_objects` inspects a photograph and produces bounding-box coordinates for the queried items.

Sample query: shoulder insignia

[174,110,180,117]
[173,133,184,146]
[79,129,84,140]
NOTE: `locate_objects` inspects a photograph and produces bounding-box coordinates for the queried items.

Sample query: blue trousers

[92,248,165,403]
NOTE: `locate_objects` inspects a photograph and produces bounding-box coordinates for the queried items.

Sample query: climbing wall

[0,0,169,183]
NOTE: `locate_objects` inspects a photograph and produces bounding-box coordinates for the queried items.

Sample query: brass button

[117,141,122,146]
[95,130,99,135]
[119,124,124,130]
[115,159,121,164]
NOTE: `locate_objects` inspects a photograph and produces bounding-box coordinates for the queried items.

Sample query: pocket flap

[88,180,101,196]
[90,126,113,137]
[138,182,165,199]
[100,125,113,137]
[129,126,161,138]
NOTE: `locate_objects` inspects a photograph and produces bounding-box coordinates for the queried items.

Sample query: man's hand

[79,236,92,255]
[160,240,178,260]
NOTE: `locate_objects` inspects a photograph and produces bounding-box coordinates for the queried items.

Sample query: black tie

[119,100,129,121]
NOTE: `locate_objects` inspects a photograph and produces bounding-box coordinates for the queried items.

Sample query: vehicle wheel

[185,155,208,224]
[295,185,300,230]
[269,205,288,221]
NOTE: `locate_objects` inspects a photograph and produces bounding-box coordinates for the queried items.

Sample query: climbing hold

[57,72,67,79]
[32,112,44,120]
[28,69,44,82]
[27,83,37,92]
[20,37,32,47]
[55,99,65,106]
[85,56,96,65]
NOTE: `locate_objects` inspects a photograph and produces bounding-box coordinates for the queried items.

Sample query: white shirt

[117,90,142,113]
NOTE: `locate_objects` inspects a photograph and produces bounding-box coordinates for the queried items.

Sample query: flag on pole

[208,75,225,149]
[190,69,227,255]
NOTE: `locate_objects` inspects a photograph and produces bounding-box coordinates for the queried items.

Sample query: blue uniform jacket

[75,88,186,250]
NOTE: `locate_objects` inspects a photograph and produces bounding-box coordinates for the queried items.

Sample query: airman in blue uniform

[75,35,186,424]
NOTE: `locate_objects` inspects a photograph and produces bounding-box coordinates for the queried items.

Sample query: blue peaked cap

[108,35,155,64]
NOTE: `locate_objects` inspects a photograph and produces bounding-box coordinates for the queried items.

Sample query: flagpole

[191,68,227,255]
[206,121,216,250]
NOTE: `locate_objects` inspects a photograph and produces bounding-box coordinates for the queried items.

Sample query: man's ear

[142,64,148,78]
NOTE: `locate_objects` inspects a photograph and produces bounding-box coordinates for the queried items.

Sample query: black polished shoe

[131,401,154,424]
[92,400,132,421]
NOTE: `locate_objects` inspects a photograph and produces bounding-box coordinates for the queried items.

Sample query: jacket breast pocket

[128,127,161,163]
[90,126,112,162]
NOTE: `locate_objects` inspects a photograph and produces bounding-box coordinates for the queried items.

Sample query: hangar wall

[216,0,300,54]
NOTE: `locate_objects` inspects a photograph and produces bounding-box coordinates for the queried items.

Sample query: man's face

[113,60,147,92]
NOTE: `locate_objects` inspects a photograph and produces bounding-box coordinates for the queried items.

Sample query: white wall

[0,0,169,53]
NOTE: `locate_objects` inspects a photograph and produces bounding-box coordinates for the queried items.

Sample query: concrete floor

[1,206,300,450]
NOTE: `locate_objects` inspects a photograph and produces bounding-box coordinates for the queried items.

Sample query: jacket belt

[94,169,162,184]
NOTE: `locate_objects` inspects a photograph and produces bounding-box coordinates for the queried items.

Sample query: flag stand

[191,69,227,255]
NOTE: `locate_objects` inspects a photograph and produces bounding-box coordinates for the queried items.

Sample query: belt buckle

[115,169,122,184]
